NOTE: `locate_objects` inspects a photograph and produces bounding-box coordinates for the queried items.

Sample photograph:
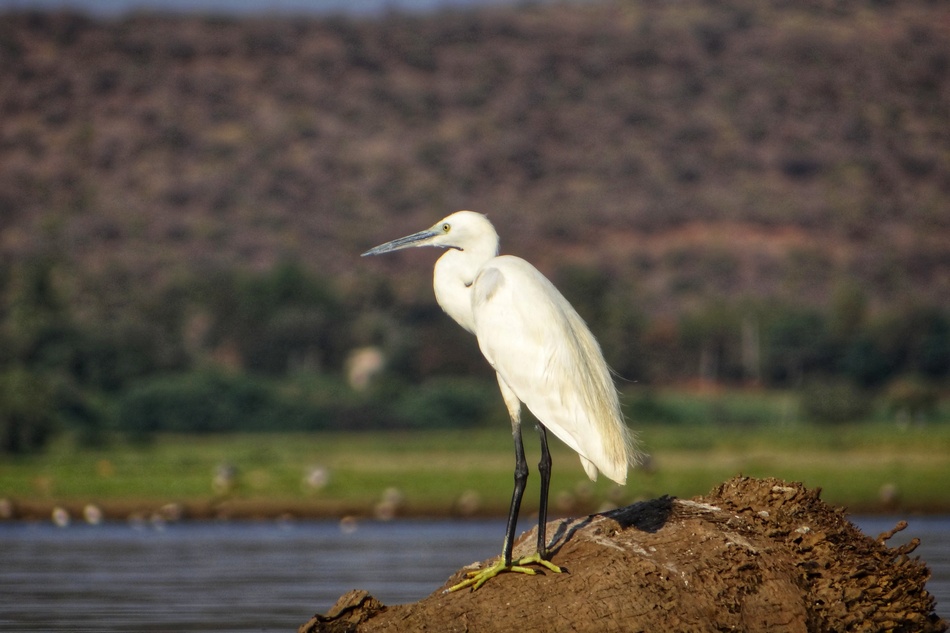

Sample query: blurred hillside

[1,1,949,448]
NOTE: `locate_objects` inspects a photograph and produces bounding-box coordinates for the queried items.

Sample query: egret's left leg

[445,378,560,592]
[532,423,562,573]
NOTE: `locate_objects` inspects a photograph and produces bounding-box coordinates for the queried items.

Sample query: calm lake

[1,516,948,632]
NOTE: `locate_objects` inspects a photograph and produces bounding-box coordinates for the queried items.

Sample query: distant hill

[2,1,950,448]
[1,0,948,317]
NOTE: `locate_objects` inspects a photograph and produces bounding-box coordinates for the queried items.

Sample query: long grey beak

[361,229,439,257]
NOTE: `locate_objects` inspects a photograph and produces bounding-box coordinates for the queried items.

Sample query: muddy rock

[300,477,946,633]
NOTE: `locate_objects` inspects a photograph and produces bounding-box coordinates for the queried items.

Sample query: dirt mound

[301,476,946,633]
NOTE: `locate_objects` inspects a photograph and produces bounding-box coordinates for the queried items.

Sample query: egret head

[361,211,498,257]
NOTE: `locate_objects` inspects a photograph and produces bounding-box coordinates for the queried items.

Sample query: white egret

[362,211,636,591]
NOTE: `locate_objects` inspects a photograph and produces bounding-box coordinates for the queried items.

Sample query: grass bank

[2,417,949,521]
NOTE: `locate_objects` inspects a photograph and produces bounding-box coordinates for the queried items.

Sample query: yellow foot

[445,552,563,593]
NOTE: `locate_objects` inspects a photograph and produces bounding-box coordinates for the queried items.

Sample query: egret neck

[433,230,499,335]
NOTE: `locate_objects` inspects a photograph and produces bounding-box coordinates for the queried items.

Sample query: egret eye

[442,223,451,233]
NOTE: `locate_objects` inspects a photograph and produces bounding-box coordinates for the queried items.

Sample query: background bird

[362,210,637,591]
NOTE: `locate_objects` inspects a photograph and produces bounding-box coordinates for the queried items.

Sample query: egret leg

[535,424,554,559]
[516,424,563,575]
[446,379,561,593]
[503,421,529,566]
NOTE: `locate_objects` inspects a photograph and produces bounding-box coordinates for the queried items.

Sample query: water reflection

[0,517,946,632]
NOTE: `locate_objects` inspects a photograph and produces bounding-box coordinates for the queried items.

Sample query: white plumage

[471,255,631,483]
[362,210,636,590]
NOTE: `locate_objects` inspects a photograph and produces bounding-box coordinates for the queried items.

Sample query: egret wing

[472,256,631,484]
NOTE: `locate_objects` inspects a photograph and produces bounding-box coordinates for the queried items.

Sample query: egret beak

[361,229,440,257]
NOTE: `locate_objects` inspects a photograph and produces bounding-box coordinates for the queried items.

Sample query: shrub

[115,370,331,438]
[799,379,873,424]
[0,369,56,454]
[625,389,684,425]
[393,377,497,430]
[198,261,352,376]
[761,308,834,385]
[885,377,939,425]
[841,334,897,387]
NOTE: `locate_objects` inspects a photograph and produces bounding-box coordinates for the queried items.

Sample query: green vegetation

[1,252,948,454]
[2,413,948,516]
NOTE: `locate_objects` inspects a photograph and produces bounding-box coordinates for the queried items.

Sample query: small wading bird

[362,211,636,591]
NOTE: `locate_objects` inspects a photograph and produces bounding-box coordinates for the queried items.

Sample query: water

[1,517,947,632]
[0,519,503,632]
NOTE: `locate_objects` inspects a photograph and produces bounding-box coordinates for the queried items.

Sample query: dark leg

[536,423,552,558]
[502,425,528,566]
[445,377,560,592]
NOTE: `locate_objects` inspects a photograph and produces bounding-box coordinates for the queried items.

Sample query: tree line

[1,256,946,453]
